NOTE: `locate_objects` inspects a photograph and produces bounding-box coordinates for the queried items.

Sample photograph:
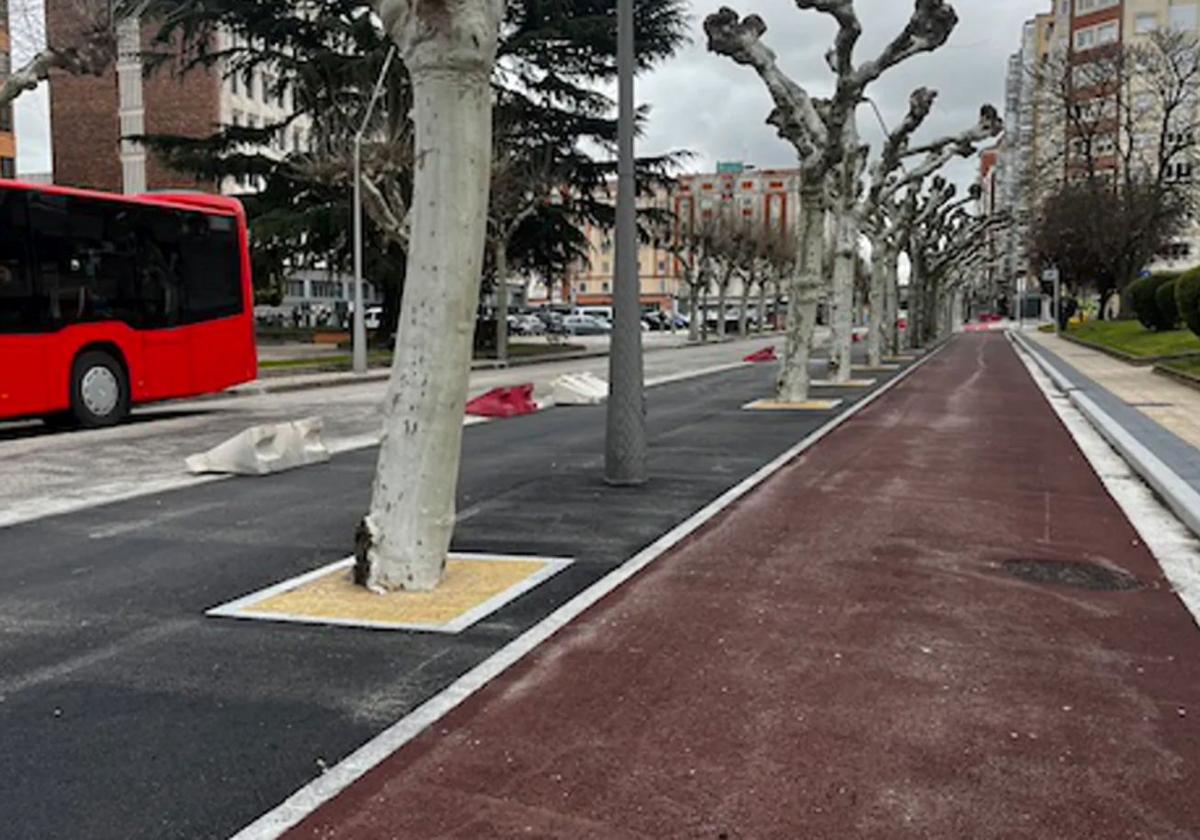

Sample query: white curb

[1010,330,1200,539]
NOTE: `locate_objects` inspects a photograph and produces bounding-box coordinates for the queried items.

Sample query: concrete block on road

[552,372,609,406]
[185,417,331,476]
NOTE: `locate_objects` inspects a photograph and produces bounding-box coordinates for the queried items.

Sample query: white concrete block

[552,372,609,406]
[185,417,331,476]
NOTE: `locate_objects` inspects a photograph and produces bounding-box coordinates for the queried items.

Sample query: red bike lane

[287,334,1200,839]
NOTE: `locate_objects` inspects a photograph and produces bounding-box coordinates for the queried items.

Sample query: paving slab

[286,334,1200,840]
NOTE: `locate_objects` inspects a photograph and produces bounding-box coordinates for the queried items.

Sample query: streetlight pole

[605,0,647,486]
[352,46,397,375]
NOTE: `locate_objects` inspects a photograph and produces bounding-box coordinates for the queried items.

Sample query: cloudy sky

[15,0,1049,190]
[636,0,1050,191]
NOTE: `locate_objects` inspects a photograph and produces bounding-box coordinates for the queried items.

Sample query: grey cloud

[639,0,1049,191]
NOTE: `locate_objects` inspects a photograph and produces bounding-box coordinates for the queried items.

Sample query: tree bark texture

[357,0,502,592]
[778,184,825,403]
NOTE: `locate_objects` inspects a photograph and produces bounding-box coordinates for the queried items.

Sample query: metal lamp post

[352,46,397,375]
[605,0,647,486]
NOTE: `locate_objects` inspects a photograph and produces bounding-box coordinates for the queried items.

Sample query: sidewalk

[283,334,1200,839]
[1017,328,1200,537]
[1025,329,1200,450]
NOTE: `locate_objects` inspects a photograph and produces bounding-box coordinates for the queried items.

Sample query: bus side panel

[0,335,49,418]
[188,314,257,397]
[139,327,192,403]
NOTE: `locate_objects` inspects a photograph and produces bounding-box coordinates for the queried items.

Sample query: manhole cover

[1002,559,1143,592]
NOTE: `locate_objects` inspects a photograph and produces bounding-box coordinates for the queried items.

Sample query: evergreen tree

[139,0,687,329]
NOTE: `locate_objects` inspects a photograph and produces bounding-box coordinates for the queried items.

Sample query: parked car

[512,314,545,336]
[364,306,384,331]
[563,314,612,336]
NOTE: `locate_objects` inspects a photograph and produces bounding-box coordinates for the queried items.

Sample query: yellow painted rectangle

[810,378,877,388]
[743,398,843,411]
[245,558,547,626]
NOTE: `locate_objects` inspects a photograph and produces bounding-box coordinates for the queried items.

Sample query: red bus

[0,181,257,427]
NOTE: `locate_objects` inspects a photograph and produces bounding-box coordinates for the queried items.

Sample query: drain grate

[1002,559,1143,592]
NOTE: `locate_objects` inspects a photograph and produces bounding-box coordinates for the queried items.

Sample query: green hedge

[1178,269,1200,338]
[1130,273,1181,332]
[1155,277,1181,330]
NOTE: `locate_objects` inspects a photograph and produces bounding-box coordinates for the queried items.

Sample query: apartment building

[0,1,15,179]
[45,1,308,194]
[995,0,1200,295]
[557,163,804,315]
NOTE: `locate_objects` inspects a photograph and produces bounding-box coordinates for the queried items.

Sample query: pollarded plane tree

[859,89,1003,366]
[902,176,958,349]
[664,215,723,343]
[705,0,959,402]
[907,182,1003,345]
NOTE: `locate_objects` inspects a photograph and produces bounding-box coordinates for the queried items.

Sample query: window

[1075,0,1119,14]
[0,158,13,179]
[0,105,12,132]
[1171,5,1198,32]
[0,190,41,333]
[1136,13,1158,34]
[601,282,610,292]
[1165,160,1194,183]
[28,193,143,329]
[657,260,667,273]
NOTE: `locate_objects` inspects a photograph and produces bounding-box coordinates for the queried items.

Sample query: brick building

[45,2,306,195]
[0,0,16,178]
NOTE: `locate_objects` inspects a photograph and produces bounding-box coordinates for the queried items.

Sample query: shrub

[1155,277,1181,330]
[1130,273,1180,332]
[1178,269,1200,338]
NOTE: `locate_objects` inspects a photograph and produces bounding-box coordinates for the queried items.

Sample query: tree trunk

[908,260,924,350]
[778,182,824,403]
[886,259,901,356]
[867,241,889,368]
[356,1,500,593]
[717,275,729,339]
[688,285,700,342]
[738,269,753,336]
[828,198,857,383]
[757,275,768,334]
[701,285,709,341]
[495,238,509,362]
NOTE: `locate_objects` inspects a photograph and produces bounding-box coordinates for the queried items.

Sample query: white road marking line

[227,348,944,840]
[1009,334,1200,628]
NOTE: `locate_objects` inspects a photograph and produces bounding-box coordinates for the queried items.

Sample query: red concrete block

[465,385,538,418]
[744,346,778,363]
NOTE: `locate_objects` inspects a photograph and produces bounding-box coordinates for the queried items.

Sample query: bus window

[136,207,184,329]
[29,194,141,328]
[0,190,40,333]
[179,213,242,324]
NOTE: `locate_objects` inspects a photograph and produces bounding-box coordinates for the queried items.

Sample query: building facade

[557,164,804,315]
[995,0,1200,301]
[0,0,15,178]
[46,3,309,194]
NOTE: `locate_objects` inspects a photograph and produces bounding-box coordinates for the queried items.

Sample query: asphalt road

[0,333,817,529]
[0,335,887,840]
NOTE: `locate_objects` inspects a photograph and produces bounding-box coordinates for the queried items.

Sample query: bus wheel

[71,350,130,428]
